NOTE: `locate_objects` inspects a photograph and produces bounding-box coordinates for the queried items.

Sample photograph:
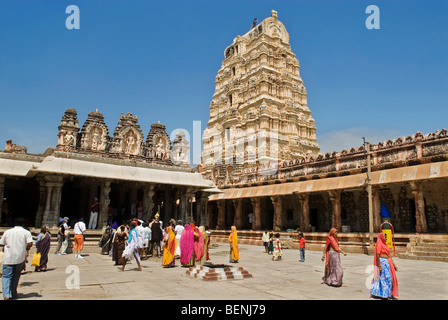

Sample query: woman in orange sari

[228,226,239,263]
[162,226,177,268]
[370,232,398,299]
[321,228,346,286]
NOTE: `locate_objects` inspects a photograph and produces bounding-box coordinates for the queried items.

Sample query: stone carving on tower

[56,108,80,152]
[201,10,320,186]
[171,130,190,166]
[110,112,144,156]
[79,109,109,152]
[146,122,171,162]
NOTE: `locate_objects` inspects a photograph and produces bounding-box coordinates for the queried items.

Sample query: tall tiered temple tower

[201,10,320,186]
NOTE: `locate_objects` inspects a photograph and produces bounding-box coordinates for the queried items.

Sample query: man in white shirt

[73,218,86,258]
[0,218,33,300]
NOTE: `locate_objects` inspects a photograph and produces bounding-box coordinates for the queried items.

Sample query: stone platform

[186,263,253,281]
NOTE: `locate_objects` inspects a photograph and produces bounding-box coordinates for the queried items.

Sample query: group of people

[320,227,398,299]
[261,231,290,261]
[54,217,87,258]
[260,227,398,300]
[97,214,216,271]
[0,213,398,300]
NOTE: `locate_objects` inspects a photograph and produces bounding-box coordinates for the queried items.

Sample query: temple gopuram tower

[201,10,320,186]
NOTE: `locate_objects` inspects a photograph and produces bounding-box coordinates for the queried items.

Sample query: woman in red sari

[370,232,398,299]
[321,228,346,286]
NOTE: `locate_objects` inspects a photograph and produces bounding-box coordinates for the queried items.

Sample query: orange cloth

[162,227,177,266]
[74,234,84,250]
[228,226,239,261]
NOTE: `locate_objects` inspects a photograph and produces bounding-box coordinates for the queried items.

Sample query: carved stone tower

[201,10,320,185]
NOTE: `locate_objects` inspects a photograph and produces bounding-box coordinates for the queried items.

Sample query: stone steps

[400,234,448,262]
[186,264,253,281]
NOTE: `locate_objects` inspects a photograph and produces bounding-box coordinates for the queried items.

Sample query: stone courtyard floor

[8,243,448,301]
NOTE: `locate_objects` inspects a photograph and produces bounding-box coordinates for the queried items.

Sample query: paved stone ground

[8,243,448,300]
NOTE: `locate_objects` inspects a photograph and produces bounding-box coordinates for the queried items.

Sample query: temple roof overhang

[0,155,42,177]
[24,156,218,190]
[208,160,448,201]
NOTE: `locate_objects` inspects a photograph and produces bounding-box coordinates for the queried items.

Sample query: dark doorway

[3,178,39,227]
[60,181,81,223]
[310,208,318,231]
[409,199,416,232]
[263,198,274,230]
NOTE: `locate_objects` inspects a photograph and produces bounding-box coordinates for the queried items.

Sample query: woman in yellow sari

[228,226,239,263]
[162,226,177,267]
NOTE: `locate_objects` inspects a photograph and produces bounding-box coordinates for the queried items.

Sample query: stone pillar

[164,186,175,226]
[196,192,209,227]
[352,190,362,232]
[143,185,155,221]
[328,190,341,231]
[98,181,111,230]
[34,182,47,228]
[179,193,188,224]
[270,196,283,231]
[217,200,226,230]
[232,198,243,229]
[250,197,262,230]
[183,189,196,224]
[43,185,53,224]
[372,187,382,232]
[410,182,428,233]
[0,177,4,225]
[296,193,310,232]
[391,186,402,231]
[41,175,64,227]
[54,184,63,219]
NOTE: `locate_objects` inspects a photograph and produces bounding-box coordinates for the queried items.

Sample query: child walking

[299,232,306,262]
[267,232,274,255]
[272,233,283,261]
[261,230,269,253]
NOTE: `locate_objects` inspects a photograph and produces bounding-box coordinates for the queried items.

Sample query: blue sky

[0,0,447,162]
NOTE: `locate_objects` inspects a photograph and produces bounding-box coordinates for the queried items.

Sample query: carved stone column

[232,198,243,229]
[352,190,362,232]
[270,196,283,231]
[42,175,64,227]
[143,185,155,221]
[328,190,341,231]
[98,181,111,230]
[196,192,209,227]
[410,182,428,233]
[250,197,262,230]
[217,200,226,230]
[163,186,174,226]
[372,187,382,232]
[296,193,310,232]
[179,193,188,224]
[183,189,196,224]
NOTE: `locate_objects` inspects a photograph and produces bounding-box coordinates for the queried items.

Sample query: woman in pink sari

[370,232,399,299]
[321,228,346,286]
[180,224,195,267]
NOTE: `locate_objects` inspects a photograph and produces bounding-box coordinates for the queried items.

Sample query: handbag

[31,252,41,267]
